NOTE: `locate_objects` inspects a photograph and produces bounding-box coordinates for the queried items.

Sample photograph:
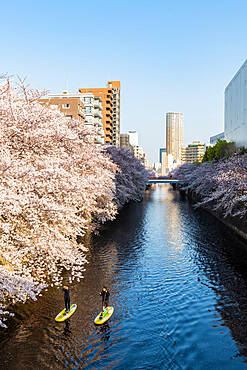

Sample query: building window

[62,104,70,109]
[50,104,58,109]
[66,115,73,119]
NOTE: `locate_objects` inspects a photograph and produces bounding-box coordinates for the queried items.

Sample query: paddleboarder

[99,286,110,311]
[62,285,70,313]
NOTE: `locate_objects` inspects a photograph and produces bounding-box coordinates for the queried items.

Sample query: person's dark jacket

[62,287,70,300]
[100,289,110,303]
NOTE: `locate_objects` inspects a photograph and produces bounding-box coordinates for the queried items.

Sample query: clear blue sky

[1,0,247,163]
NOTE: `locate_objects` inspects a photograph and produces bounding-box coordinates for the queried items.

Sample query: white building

[210,132,224,145]
[127,131,139,147]
[161,152,174,175]
[225,59,247,147]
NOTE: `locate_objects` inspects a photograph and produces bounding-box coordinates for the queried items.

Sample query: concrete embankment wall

[172,184,247,241]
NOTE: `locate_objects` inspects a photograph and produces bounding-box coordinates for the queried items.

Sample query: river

[1,184,247,369]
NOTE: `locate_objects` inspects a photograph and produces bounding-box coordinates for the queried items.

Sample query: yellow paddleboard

[55,303,77,322]
[94,306,114,325]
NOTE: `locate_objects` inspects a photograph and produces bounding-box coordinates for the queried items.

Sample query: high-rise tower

[166,112,183,162]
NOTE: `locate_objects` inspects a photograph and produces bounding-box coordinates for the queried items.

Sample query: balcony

[85,115,94,123]
[94,100,103,110]
[84,122,94,129]
[94,118,103,127]
[94,136,104,145]
[94,110,103,119]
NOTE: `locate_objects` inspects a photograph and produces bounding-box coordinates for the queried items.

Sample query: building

[40,93,85,122]
[127,131,139,146]
[79,81,120,147]
[120,134,134,153]
[161,152,174,175]
[40,92,105,144]
[159,148,166,163]
[181,141,205,164]
[80,93,105,144]
[225,59,247,147]
[210,132,225,145]
[133,145,143,160]
[109,81,121,147]
[166,112,183,163]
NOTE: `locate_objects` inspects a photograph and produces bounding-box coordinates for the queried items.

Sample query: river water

[1,185,247,369]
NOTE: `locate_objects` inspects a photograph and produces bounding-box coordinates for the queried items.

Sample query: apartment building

[181,141,205,163]
[40,92,104,144]
[78,81,120,146]
[79,93,105,144]
[166,112,183,163]
[109,81,121,147]
[39,94,85,122]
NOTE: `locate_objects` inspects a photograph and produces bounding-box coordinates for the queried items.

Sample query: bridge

[147,176,185,184]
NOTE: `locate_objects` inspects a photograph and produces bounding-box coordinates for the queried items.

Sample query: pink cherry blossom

[0,76,149,327]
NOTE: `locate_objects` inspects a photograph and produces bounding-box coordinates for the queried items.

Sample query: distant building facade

[161,152,174,175]
[109,81,121,147]
[225,59,247,147]
[159,148,166,163]
[181,141,205,163]
[40,94,85,122]
[127,131,139,147]
[166,112,183,163]
[120,134,134,153]
[40,92,104,144]
[210,132,225,145]
[79,81,120,147]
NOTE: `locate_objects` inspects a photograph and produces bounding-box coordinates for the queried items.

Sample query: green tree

[202,139,237,162]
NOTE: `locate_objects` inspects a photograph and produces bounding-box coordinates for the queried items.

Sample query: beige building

[181,141,205,163]
[39,94,85,122]
[40,92,105,144]
[166,112,183,163]
[120,134,134,153]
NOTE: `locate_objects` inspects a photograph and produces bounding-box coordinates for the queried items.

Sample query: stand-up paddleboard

[55,303,77,322]
[94,306,114,325]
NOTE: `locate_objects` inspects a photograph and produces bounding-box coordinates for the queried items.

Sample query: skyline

[1,0,247,162]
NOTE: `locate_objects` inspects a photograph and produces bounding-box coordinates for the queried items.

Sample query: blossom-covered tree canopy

[105,146,148,209]
[172,154,247,218]
[0,77,149,327]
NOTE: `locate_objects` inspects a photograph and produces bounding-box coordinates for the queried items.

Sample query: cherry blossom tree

[0,78,116,326]
[0,77,149,327]
[104,146,149,209]
[172,154,247,219]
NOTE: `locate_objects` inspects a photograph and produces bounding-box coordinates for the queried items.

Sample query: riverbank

[170,155,247,242]
[172,183,247,242]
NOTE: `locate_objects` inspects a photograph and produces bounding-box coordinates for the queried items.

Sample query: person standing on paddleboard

[99,286,110,311]
[62,285,70,313]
